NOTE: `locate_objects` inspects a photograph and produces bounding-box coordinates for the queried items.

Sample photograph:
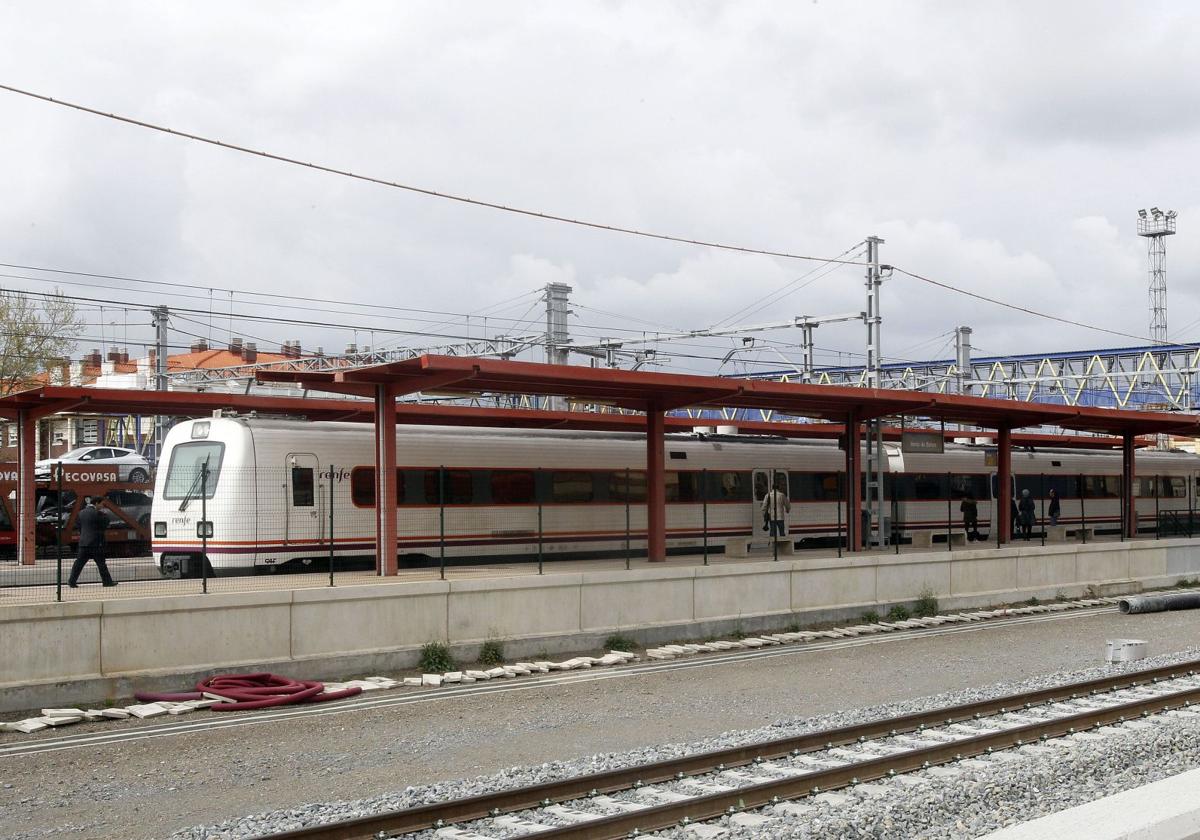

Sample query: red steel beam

[646,408,667,562]
[846,410,862,552]
[16,410,36,566]
[375,385,398,576]
[997,427,1013,543]
[1123,433,1136,539]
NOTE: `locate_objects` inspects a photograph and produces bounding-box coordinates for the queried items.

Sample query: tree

[0,290,84,396]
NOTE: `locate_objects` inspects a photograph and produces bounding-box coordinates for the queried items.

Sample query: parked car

[34,447,152,483]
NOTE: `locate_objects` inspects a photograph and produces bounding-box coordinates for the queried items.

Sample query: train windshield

[163,442,225,500]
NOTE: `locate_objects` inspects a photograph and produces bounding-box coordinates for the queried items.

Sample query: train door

[752,468,790,538]
[285,453,323,547]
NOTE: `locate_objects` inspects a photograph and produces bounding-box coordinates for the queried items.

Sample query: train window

[706,471,751,502]
[491,470,535,504]
[0,499,11,530]
[947,474,988,500]
[1042,475,1078,499]
[665,471,700,503]
[753,472,770,502]
[677,471,700,502]
[162,442,225,499]
[551,471,594,503]
[1147,476,1188,498]
[423,469,473,504]
[291,467,315,507]
[787,472,841,502]
[609,471,647,503]
[1082,475,1120,498]
[895,473,947,501]
[350,467,375,506]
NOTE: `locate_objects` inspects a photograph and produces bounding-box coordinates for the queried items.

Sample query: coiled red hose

[134,672,362,711]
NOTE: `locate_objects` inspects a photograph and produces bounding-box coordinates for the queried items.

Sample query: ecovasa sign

[0,466,122,482]
[57,469,121,482]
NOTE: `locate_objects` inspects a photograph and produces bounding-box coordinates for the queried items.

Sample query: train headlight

[154,521,167,538]
[196,521,214,538]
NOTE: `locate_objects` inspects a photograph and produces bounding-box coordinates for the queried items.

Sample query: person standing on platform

[762,477,791,542]
[1017,488,1036,540]
[1048,488,1061,526]
[68,497,117,588]
[960,492,980,541]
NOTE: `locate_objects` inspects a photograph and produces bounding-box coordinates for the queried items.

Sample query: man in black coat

[68,497,117,587]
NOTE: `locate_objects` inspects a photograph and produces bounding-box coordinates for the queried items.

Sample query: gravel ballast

[170,647,1200,840]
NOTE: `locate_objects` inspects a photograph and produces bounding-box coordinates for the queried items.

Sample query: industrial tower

[1137,207,1177,345]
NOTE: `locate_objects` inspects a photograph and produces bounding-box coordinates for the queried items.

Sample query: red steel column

[646,407,667,562]
[846,410,862,552]
[997,426,1012,544]
[17,410,36,566]
[375,384,398,575]
[1122,432,1136,539]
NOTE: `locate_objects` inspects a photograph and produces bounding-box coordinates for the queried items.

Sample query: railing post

[836,477,843,559]
[1040,473,1046,547]
[538,469,545,575]
[1120,472,1126,542]
[329,464,336,586]
[624,468,631,571]
[201,462,209,594]
[55,462,63,602]
[772,475,779,562]
[1155,474,1160,540]
[701,468,708,566]
[1079,474,1087,544]
[946,472,952,552]
[439,465,446,581]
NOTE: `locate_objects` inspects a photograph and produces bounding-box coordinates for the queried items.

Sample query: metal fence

[0,465,1189,605]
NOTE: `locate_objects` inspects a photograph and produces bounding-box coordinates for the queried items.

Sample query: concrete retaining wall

[3,539,1199,711]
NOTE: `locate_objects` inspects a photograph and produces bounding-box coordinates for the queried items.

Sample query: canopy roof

[257,354,1200,437]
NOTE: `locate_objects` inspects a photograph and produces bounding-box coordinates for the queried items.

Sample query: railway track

[258,658,1200,840]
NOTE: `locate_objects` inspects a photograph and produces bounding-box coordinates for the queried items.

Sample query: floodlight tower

[1137,207,1176,346]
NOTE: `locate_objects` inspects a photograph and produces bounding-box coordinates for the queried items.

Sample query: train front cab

[152,418,242,578]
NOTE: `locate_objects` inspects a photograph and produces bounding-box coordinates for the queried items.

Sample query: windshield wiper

[177,458,211,512]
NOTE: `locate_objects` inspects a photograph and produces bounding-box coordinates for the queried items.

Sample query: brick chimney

[244,342,258,363]
[84,349,102,368]
[230,337,244,358]
[107,347,120,363]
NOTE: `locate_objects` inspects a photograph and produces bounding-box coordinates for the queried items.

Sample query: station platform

[2,536,1199,712]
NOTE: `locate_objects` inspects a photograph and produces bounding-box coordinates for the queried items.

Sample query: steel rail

[256,659,1200,840]
[529,680,1200,839]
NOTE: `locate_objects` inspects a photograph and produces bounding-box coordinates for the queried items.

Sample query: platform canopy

[258,354,1200,436]
[258,355,1199,569]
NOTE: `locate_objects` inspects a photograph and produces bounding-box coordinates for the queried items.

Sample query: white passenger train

[151,417,1200,577]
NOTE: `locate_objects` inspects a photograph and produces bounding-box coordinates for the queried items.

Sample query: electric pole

[152,305,170,461]
[543,282,572,409]
[864,236,886,548]
[954,326,973,395]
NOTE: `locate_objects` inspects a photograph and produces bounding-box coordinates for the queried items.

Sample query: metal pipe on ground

[1119,592,1200,614]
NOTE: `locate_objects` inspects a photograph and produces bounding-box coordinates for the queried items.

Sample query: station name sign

[901,430,944,454]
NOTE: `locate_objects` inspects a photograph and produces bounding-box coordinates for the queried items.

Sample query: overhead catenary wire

[713,241,866,327]
[892,266,1157,344]
[0,83,869,268]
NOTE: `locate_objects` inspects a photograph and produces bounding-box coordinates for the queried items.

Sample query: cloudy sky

[1,1,1198,376]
